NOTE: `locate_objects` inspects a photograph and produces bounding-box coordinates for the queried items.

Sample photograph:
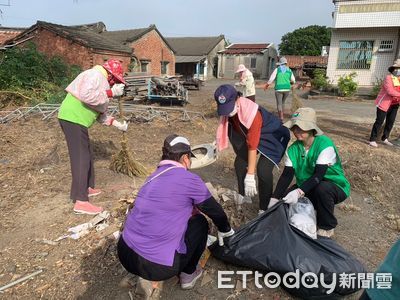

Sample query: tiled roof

[4,21,132,54]
[165,35,225,56]
[222,43,270,54]
[0,27,25,45]
[284,55,328,68]
[103,25,175,52]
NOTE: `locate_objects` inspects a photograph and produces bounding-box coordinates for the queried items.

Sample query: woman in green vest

[58,59,128,215]
[264,57,296,121]
[269,107,350,238]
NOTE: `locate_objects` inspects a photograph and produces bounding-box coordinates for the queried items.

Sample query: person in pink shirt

[369,59,400,147]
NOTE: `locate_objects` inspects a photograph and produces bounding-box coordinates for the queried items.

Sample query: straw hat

[235,64,247,73]
[276,57,288,66]
[283,107,323,135]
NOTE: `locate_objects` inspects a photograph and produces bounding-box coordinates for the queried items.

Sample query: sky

[0,0,334,48]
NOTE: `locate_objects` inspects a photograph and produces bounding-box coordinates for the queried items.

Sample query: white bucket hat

[284,107,323,136]
[235,64,247,73]
[276,57,288,66]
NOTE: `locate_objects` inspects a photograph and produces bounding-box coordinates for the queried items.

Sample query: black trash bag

[210,202,366,299]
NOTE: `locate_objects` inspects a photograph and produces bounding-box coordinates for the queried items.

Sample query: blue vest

[229,106,290,165]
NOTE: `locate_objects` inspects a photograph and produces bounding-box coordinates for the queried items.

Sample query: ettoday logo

[218,270,337,294]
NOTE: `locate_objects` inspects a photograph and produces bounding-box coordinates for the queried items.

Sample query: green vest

[287,135,350,197]
[58,93,99,128]
[275,67,292,91]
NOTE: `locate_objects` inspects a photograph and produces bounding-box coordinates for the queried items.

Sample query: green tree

[279,25,331,56]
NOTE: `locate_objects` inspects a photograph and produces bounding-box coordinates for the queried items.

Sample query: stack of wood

[150,77,186,98]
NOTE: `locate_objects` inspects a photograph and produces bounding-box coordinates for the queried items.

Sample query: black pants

[370,105,399,142]
[230,130,275,210]
[117,214,208,281]
[288,181,346,230]
[59,119,94,202]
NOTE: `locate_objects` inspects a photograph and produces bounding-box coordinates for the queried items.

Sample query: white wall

[327,27,399,86]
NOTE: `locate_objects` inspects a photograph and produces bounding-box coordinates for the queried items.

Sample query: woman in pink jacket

[369,60,400,147]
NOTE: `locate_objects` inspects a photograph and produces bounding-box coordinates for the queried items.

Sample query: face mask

[228,105,238,117]
[393,69,400,76]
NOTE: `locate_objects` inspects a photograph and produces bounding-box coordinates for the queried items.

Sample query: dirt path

[0,80,399,299]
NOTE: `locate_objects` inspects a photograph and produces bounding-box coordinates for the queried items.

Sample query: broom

[290,85,304,113]
[110,97,147,177]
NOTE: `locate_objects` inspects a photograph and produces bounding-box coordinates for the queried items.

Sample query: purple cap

[214,84,238,116]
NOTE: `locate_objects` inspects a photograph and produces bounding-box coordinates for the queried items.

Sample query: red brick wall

[17,28,131,71]
[130,30,175,76]
[92,53,131,73]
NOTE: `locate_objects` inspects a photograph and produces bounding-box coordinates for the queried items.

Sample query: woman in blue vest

[215,84,290,214]
[264,57,296,121]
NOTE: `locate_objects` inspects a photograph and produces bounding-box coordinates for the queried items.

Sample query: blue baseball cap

[214,84,238,116]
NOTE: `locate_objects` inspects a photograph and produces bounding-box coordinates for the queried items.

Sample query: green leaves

[338,72,358,97]
[279,25,331,56]
[0,42,81,104]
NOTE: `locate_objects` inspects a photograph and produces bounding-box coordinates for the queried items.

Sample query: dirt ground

[0,80,399,299]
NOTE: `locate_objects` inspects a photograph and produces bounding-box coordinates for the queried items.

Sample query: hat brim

[284,119,323,136]
[113,73,126,85]
[217,100,235,116]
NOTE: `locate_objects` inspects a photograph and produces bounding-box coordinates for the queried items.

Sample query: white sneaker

[258,210,265,215]
[383,139,393,146]
[369,141,378,148]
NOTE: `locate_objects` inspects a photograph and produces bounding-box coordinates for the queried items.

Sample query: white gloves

[218,229,235,246]
[267,197,280,209]
[234,82,241,87]
[244,174,257,197]
[111,83,125,97]
[112,120,128,131]
[283,189,303,205]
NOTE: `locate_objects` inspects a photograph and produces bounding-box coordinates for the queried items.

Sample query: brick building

[327,0,400,86]
[2,21,132,72]
[102,25,176,76]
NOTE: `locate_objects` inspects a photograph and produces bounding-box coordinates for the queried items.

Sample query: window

[140,60,150,73]
[198,62,205,74]
[379,40,394,52]
[161,61,169,74]
[337,41,374,69]
[250,57,257,69]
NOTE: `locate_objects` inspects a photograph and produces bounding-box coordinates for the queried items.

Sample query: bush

[370,77,383,99]
[0,42,81,105]
[311,69,329,90]
[337,72,358,97]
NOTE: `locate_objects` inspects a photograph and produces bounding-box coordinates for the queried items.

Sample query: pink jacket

[65,66,110,113]
[216,97,259,151]
[375,75,400,112]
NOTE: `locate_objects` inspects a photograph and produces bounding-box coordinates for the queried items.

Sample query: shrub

[370,77,384,99]
[337,72,358,97]
[0,42,81,105]
[311,69,329,90]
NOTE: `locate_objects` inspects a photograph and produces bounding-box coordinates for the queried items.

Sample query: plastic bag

[210,202,365,299]
[288,197,317,239]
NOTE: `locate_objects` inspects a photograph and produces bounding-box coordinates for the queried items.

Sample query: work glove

[234,82,241,87]
[112,120,128,131]
[267,197,280,209]
[218,228,235,246]
[283,189,303,205]
[244,174,257,197]
[111,83,125,97]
